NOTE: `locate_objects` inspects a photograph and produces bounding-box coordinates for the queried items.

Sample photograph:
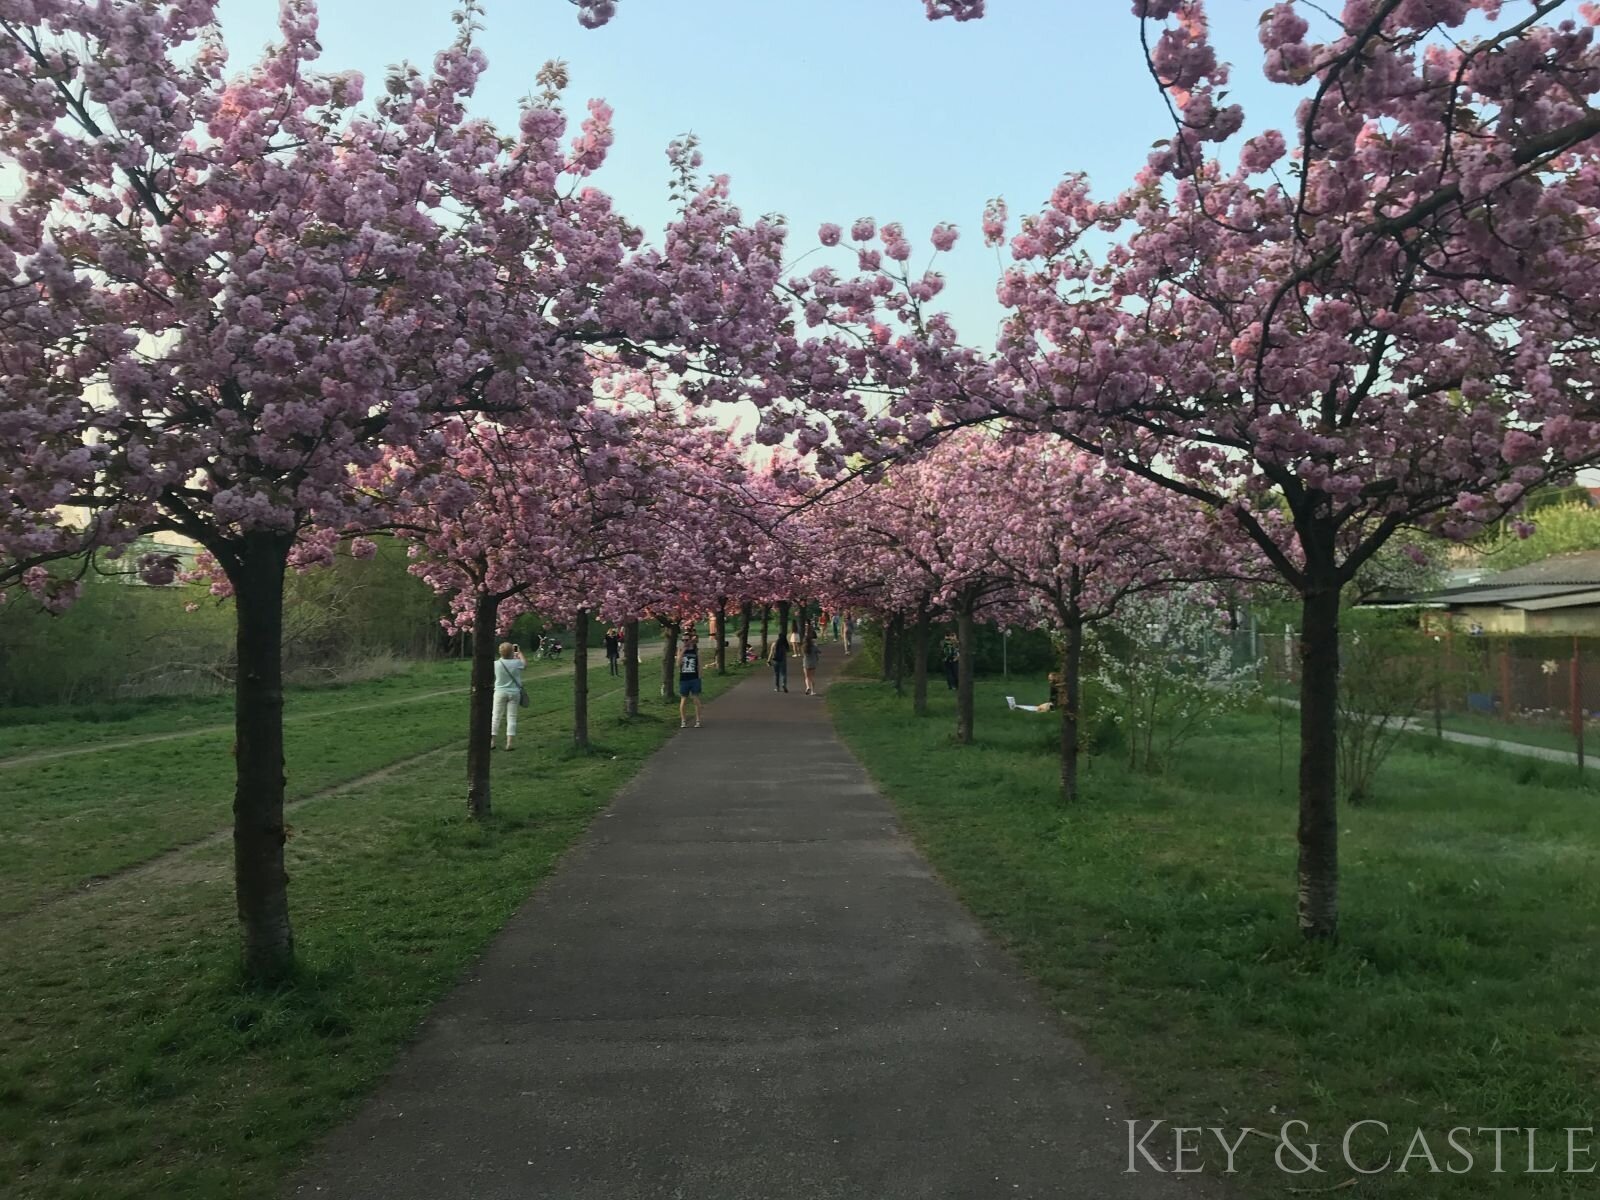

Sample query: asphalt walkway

[1267,695,1595,770]
[291,661,1215,1199]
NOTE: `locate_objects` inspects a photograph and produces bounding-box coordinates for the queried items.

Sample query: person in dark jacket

[768,631,789,693]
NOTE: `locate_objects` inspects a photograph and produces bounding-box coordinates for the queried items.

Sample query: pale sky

[212,0,1296,346]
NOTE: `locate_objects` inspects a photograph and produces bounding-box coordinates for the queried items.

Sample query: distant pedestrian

[492,641,526,751]
[831,613,840,640]
[768,632,789,693]
[842,614,854,655]
[678,631,703,729]
[604,626,622,677]
[802,629,822,695]
[941,634,959,691]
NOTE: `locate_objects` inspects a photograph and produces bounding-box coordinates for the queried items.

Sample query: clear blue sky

[215,0,1291,345]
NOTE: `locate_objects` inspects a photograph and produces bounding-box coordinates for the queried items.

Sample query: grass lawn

[0,658,739,1200]
[830,672,1600,1197]
[0,641,665,759]
[0,654,651,916]
[0,660,467,758]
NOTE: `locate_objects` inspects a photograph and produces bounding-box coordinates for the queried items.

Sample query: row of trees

[799,432,1259,798]
[6,0,1600,976]
[758,0,1600,942]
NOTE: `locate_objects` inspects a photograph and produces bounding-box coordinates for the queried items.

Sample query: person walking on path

[941,633,959,691]
[492,641,526,751]
[802,628,822,695]
[678,631,704,729]
[604,626,622,677]
[767,631,789,693]
[842,614,855,655]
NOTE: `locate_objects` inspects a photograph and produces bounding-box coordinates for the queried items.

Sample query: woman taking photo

[492,641,526,751]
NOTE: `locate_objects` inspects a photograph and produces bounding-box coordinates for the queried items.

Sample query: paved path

[291,663,1216,1199]
[1268,696,1594,770]
[1398,721,1594,768]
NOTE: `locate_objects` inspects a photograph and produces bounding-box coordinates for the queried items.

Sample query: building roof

[1371,550,1600,608]
[1478,549,1600,586]
[1511,589,1600,612]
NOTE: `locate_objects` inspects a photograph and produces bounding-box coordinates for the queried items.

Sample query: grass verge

[830,673,1600,1198]
[1,664,740,1200]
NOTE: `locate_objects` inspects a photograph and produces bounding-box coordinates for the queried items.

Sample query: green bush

[0,540,447,709]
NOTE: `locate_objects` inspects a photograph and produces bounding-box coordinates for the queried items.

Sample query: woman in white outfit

[492,641,526,751]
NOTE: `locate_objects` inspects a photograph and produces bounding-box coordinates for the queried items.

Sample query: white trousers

[492,689,519,738]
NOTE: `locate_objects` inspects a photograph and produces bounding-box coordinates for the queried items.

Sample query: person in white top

[492,641,526,751]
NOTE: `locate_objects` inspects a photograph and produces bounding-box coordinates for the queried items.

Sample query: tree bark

[573,607,590,749]
[714,595,728,674]
[623,618,640,717]
[466,591,499,819]
[661,621,679,702]
[1059,615,1084,802]
[912,599,931,716]
[759,603,770,658]
[229,531,296,984]
[1298,581,1342,940]
[737,601,752,668]
[955,594,976,745]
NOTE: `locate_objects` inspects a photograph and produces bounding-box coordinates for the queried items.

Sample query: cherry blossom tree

[0,2,610,980]
[558,0,1600,949]
[986,1,1600,937]
[945,435,1262,800]
[807,473,945,712]
[373,412,627,814]
[820,433,1022,742]
[568,0,985,29]
[0,0,835,980]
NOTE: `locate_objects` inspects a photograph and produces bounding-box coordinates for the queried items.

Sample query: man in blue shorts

[678,631,703,729]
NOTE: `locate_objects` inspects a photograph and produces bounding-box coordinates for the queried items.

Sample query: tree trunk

[760,604,770,658]
[623,618,640,717]
[573,607,590,749]
[891,614,906,696]
[714,595,728,674]
[955,595,976,745]
[1298,582,1342,940]
[913,600,931,716]
[1059,615,1084,802]
[661,622,679,702]
[229,531,296,984]
[777,600,791,649]
[737,601,752,668]
[880,613,895,682]
[466,591,499,819]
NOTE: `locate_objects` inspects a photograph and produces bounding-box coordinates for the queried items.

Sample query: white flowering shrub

[1092,588,1259,772]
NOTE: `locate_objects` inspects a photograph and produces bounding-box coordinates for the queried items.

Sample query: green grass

[0,644,663,758]
[0,660,742,1200]
[0,660,467,758]
[0,655,641,916]
[830,673,1600,1197]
